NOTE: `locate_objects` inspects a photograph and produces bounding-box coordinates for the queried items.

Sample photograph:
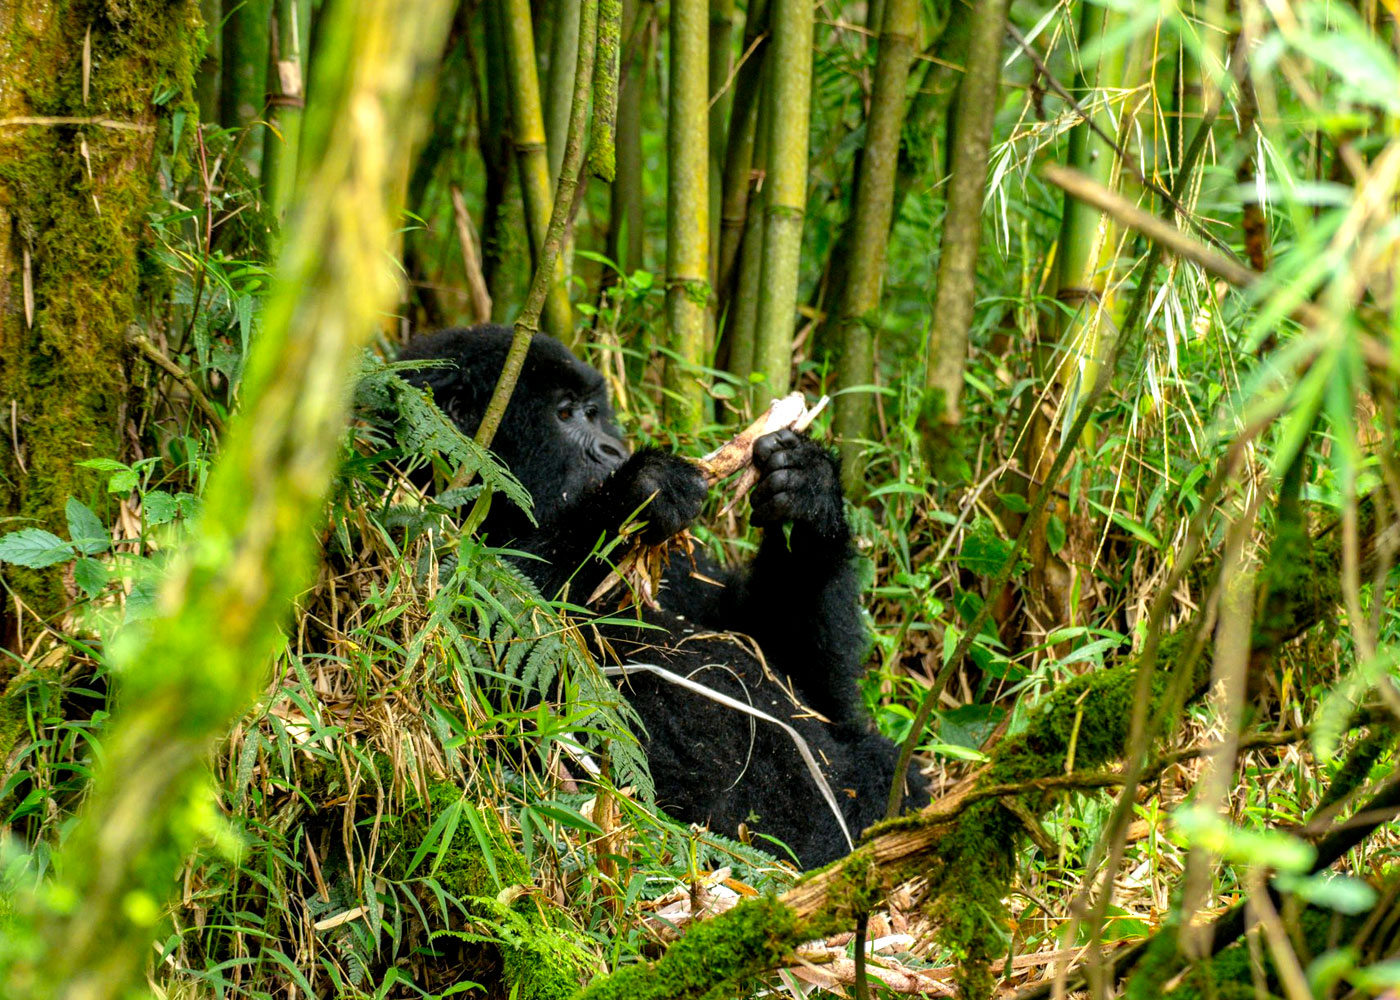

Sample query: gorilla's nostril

[597,437,628,463]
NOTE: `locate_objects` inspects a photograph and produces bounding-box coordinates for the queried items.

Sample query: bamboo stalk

[479,0,523,316]
[921,0,1010,423]
[544,0,582,186]
[831,0,918,489]
[501,0,575,340]
[604,0,651,274]
[723,54,772,402]
[451,185,494,323]
[707,0,736,286]
[714,0,769,323]
[662,0,710,432]
[469,0,600,462]
[260,0,306,219]
[218,0,271,173]
[195,0,222,123]
[749,0,812,407]
[1043,2,1130,410]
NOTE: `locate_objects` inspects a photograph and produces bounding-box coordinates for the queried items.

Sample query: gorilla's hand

[611,449,707,542]
[750,430,846,539]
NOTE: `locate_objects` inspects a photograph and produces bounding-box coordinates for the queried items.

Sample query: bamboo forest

[1,0,1399,997]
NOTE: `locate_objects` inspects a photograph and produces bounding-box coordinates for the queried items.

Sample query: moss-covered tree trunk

[0,0,200,657]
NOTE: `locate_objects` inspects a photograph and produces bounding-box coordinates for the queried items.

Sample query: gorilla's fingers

[753,427,802,465]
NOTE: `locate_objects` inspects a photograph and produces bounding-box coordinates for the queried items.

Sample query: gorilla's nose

[596,435,629,467]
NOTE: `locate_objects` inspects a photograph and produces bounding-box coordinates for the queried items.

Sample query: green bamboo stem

[707,0,735,285]
[471,0,600,461]
[604,0,651,273]
[260,0,306,219]
[1044,2,1130,415]
[2,2,454,994]
[713,0,769,322]
[725,56,772,401]
[501,0,575,341]
[810,4,959,366]
[750,0,811,407]
[544,0,581,186]
[195,0,222,123]
[831,0,918,489]
[662,0,710,432]
[219,0,271,173]
[921,0,1011,423]
[480,0,526,315]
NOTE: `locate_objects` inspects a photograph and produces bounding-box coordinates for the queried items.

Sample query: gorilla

[400,325,927,867]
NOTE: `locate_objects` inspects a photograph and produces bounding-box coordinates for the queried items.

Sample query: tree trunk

[830,0,918,492]
[750,0,812,407]
[662,0,710,432]
[0,0,202,654]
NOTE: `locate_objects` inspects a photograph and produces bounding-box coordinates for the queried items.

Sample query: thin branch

[126,328,225,432]
[0,115,154,132]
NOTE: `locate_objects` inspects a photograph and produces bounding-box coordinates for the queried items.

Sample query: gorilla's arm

[516,449,707,601]
[667,431,868,729]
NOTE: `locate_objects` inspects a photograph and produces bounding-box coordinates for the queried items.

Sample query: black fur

[400,326,928,866]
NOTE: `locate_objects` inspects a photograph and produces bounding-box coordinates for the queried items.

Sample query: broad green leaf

[65,498,108,555]
[143,490,179,526]
[0,529,73,568]
[73,558,108,598]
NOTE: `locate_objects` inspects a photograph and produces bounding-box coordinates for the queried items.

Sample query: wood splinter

[588,392,830,607]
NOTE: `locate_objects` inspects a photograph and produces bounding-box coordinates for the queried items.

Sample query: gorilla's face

[398,325,632,524]
[549,379,628,498]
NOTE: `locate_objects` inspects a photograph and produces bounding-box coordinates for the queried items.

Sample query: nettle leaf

[73,557,108,598]
[65,498,109,555]
[143,490,179,525]
[0,529,74,568]
[957,517,1015,578]
[78,458,138,494]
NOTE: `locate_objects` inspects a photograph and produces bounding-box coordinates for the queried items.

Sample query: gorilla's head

[399,326,629,529]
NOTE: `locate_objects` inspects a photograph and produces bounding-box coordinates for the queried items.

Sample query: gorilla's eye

[557,403,574,422]
[584,404,598,421]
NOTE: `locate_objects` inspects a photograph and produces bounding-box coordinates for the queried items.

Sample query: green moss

[578,896,802,1000]
[0,1,201,633]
